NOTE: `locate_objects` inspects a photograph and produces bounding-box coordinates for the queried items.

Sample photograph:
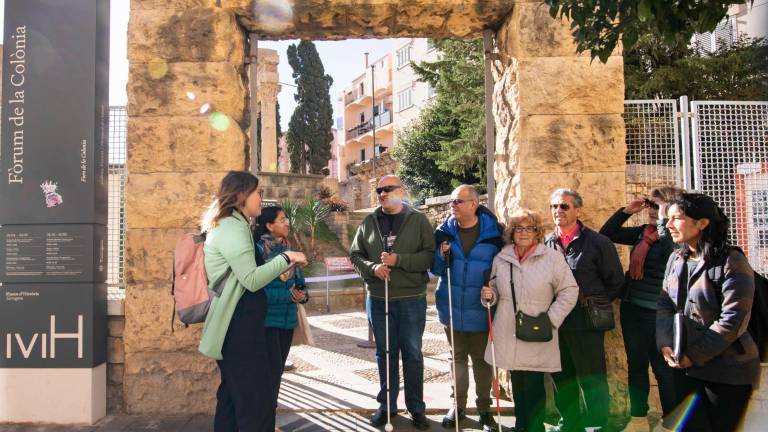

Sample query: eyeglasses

[514,226,537,233]
[376,185,401,194]
[550,203,571,211]
[449,198,474,206]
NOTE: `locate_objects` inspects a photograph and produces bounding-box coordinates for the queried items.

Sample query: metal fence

[623,98,768,276]
[108,106,127,289]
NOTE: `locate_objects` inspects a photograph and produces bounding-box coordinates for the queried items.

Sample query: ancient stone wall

[492,0,629,414]
[125,1,248,414]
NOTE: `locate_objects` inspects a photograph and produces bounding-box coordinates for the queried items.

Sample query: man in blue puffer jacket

[432,185,504,431]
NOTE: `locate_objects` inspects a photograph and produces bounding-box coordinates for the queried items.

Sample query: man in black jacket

[544,188,624,432]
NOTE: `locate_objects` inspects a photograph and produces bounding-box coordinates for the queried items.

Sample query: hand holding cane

[383,234,394,432]
[482,271,502,431]
[444,247,460,432]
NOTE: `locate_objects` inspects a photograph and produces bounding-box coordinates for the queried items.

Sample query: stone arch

[125,0,626,414]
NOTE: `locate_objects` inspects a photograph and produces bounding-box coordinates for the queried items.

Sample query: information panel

[0,224,106,283]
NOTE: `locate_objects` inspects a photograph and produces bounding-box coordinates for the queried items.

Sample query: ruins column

[494,0,628,413]
[257,49,280,172]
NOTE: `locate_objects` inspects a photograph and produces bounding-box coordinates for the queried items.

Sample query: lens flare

[147,60,168,79]
[252,0,294,33]
[209,112,231,131]
[186,91,196,101]
[200,103,211,114]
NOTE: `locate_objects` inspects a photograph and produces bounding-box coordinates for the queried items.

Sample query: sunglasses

[550,203,571,211]
[449,198,474,206]
[514,226,537,233]
[375,185,401,194]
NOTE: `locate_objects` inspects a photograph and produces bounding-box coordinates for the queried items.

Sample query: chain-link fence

[108,106,127,290]
[691,101,768,275]
[622,100,682,226]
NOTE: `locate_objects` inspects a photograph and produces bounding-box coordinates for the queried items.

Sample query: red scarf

[629,225,660,280]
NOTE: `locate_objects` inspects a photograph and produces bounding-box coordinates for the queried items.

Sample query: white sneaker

[621,416,650,432]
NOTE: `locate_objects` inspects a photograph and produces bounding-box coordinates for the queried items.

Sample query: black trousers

[214,290,275,432]
[620,302,676,418]
[667,371,752,432]
[266,327,294,411]
[552,330,609,431]
[511,370,546,432]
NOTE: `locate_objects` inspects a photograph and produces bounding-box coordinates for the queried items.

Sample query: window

[359,82,364,96]
[360,148,366,161]
[752,190,768,226]
[396,45,412,69]
[397,88,413,112]
[360,113,365,123]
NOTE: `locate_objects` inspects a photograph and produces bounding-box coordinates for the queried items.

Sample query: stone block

[127,62,247,120]
[517,114,626,173]
[108,337,125,364]
[496,0,579,58]
[514,56,624,116]
[108,316,125,338]
[131,0,219,9]
[108,364,125,386]
[124,352,218,415]
[128,117,246,173]
[504,171,626,231]
[128,8,244,64]
[123,284,203,353]
[125,228,188,283]
[125,172,226,229]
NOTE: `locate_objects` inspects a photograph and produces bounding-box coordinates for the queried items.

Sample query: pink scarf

[629,225,660,280]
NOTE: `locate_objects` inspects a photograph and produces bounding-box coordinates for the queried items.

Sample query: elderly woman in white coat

[482,209,578,432]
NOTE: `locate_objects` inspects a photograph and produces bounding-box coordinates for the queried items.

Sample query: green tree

[391,39,485,201]
[544,0,752,62]
[625,35,768,100]
[286,40,334,174]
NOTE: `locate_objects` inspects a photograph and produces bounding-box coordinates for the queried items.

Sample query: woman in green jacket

[199,171,307,432]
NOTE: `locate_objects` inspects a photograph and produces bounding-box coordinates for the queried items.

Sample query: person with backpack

[198,171,307,432]
[254,206,309,418]
[657,193,759,432]
[599,187,683,432]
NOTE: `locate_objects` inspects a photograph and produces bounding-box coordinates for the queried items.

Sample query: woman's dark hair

[254,206,284,238]
[200,171,259,232]
[670,193,730,263]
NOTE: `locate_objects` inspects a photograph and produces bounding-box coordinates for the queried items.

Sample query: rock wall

[493,1,629,415]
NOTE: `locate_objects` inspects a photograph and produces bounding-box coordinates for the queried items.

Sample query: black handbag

[582,295,615,331]
[510,263,553,342]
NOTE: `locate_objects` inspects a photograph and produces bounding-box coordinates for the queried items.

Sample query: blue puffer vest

[256,237,306,330]
[432,206,504,332]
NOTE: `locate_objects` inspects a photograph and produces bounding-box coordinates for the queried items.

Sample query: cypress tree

[286,40,334,174]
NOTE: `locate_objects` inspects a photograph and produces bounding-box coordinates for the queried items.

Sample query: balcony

[346,111,393,142]
[344,89,372,107]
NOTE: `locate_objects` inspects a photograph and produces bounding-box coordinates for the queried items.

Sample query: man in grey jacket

[544,188,625,432]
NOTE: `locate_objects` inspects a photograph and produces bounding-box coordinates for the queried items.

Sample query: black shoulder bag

[672,255,689,362]
[510,262,553,342]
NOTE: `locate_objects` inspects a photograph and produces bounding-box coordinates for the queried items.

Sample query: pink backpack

[171,233,230,330]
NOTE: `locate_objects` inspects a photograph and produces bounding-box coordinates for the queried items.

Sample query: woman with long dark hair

[198,171,307,432]
[656,193,758,432]
[254,206,309,418]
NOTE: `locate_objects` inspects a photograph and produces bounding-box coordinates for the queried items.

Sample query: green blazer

[198,211,290,360]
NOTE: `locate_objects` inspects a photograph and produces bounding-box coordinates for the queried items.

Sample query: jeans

[511,370,546,432]
[552,330,609,431]
[620,302,676,418]
[443,328,493,411]
[667,371,752,432]
[367,295,427,414]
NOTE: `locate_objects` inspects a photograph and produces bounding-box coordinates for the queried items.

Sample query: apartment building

[693,2,768,53]
[337,38,438,181]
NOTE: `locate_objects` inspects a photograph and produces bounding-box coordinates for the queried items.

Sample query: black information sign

[0,283,107,368]
[0,0,109,370]
[0,0,109,225]
[0,224,106,283]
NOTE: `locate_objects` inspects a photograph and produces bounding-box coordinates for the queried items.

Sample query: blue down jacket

[432,206,504,331]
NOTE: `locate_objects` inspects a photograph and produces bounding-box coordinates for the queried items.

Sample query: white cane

[482,277,502,431]
[383,235,394,432]
[445,248,460,432]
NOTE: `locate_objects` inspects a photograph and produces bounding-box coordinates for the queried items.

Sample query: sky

[0,0,401,130]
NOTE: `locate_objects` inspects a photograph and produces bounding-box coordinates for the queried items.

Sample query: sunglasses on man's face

[449,198,473,206]
[376,185,401,195]
[550,203,571,211]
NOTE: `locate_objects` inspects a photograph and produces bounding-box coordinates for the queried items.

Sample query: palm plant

[279,199,304,248]
[299,196,330,253]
